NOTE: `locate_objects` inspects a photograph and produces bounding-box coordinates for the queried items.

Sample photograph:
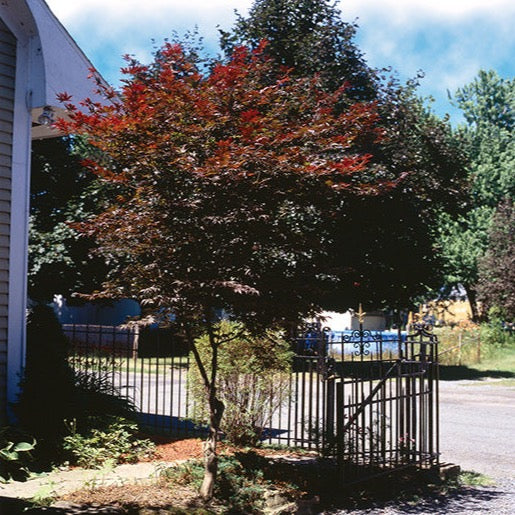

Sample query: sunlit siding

[0,17,15,418]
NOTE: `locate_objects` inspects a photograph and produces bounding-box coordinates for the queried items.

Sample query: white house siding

[0,18,15,419]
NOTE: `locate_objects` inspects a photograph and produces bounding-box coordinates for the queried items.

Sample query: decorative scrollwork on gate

[345,304,382,356]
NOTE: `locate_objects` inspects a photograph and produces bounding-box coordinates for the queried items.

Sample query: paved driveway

[439,379,515,479]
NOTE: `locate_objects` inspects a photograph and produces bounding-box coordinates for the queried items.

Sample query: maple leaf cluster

[56,42,396,329]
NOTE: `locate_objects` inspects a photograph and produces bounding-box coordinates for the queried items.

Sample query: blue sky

[46,0,514,125]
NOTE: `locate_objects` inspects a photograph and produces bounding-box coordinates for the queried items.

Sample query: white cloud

[342,0,515,23]
[46,0,253,25]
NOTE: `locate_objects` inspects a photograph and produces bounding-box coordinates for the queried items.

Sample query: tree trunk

[199,395,224,499]
[464,284,480,323]
[183,317,225,500]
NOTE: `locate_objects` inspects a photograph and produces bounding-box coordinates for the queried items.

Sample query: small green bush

[62,416,154,468]
[188,321,293,446]
[480,318,515,348]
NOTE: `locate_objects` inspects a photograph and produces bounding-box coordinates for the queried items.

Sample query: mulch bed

[142,434,316,462]
[62,482,212,513]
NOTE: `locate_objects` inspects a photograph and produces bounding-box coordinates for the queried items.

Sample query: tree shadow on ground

[439,365,515,381]
[318,468,507,514]
[334,485,507,514]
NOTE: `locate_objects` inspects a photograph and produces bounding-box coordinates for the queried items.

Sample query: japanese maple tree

[57,42,398,497]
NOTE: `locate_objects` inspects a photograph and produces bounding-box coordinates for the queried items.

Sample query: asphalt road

[439,379,515,479]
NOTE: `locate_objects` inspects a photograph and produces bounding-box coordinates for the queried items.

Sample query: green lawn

[69,355,190,375]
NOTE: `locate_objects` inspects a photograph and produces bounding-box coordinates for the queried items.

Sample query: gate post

[325,378,335,453]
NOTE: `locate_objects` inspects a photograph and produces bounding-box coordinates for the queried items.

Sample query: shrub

[163,452,282,513]
[480,318,515,348]
[62,416,154,468]
[188,322,293,445]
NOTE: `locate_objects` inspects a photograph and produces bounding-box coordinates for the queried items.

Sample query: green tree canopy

[477,199,515,322]
[29,137,110,303]
[438,70,514,319]
[220,0,376,99]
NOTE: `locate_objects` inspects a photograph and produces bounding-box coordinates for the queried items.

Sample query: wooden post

[457,331,463,366]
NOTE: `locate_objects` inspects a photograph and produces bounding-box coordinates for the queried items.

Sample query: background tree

[29,137,110,303]
[438,70,514,320]
[222,0,467,312]
[57,42,401,497]
[477,199,515,322]
[220,0,376,99]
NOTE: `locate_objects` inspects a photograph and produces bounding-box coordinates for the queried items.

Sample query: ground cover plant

[63,416,154,468]
[0,427,35,482]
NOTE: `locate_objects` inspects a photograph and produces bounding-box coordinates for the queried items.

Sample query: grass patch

[439,345,515,381]
[69,355,189,376]
[458,470,495,488]
[473,345,515,375]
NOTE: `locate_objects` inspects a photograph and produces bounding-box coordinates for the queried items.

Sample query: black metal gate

[307,317,439,479]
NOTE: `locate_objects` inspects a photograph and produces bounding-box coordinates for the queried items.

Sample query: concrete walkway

[0,460,179,501]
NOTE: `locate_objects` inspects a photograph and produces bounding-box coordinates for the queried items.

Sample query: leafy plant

[17,305,138,463]
[29,481,58,508]
[0,427,36,481]
[480,319,515,349]
[62,416,154,468]
[188,321,293,446]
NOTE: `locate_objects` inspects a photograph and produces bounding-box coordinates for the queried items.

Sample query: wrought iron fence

[64,316,439,476]
[64,324,195,435]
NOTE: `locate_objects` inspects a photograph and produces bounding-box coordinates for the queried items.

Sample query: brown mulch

[60,438,315,512]
[145,436,205,462]
[143,435,316,463]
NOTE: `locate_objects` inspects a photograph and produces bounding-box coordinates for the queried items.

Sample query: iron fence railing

[64,318,439,475]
